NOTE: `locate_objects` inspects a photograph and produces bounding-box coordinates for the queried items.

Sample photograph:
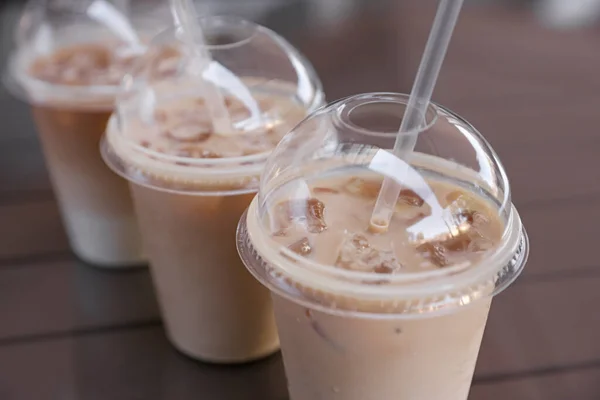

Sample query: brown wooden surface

[2,1,600,399]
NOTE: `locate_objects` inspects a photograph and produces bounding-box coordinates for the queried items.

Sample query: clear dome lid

[102,15,324,195]
[237,93,529,317]
[4,0,169,109]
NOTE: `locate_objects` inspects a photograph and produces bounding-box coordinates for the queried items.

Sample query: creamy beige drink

[106,88,307,362]
[20,44,144,266]
[102,16,324,363]
[3,0,166,267]
[237,93,529,399]
[271,176,503,273]
[259,174,501,399]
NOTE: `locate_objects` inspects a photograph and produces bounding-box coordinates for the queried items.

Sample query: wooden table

[1,1,600,399]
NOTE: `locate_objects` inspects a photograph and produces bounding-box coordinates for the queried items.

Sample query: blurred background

[1,0,600,399]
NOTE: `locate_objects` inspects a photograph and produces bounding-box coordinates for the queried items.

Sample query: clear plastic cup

[237,93,529,399]
[3,0,168,267]
[101,16,323,363]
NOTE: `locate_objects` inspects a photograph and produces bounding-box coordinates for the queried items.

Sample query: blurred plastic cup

[3,0,169,267]
[237,93,528,398]
[101,16,323,363]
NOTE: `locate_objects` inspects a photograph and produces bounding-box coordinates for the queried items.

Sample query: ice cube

[411,212,476,258]
[448,215,495,253]
[443,233,472,252]
[32,62,62,83]
[443,208,492,252]
[336,233,401,273]
[445,190,480,211]
[467,235,494,252]
[345,177,424,207]
[313,187,340,195]
[70,52,101,70]
[398,189,424,207]
[165,123,212,142]
[176,146,221,158]
[270,198,327,234]
[373,263,395,274]
[472,210,491,228]
[344,177,380,198]
[288,237,312,256]
[61,66,83,84]
[197,149,221,158]
[351,234,369,250]
[416,242,449,267]
[305,198,327,233]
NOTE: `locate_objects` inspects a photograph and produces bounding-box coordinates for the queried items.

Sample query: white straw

[170,0,233,134]
[87,0,145,54]
[369,0,465,233]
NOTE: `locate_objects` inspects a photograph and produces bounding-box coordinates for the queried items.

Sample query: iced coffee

[27,44,142,265]
[4,1,163,266]
[237,93,529,399]
[102,16,323,362]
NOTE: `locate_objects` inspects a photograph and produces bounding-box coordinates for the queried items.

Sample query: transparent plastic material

[4,0,168,109]
[0,0,168,267]
[102,15,324,194]
[371,0,464,229]
[237,93,529,317]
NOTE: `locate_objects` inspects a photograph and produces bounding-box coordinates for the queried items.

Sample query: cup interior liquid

[237,93,528,399]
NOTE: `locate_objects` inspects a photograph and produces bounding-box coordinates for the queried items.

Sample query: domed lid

[238,92,528,317]
[102,15,324,195]
[4,0,168,108]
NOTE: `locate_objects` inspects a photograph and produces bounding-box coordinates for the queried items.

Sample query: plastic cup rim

[237,195,528,319]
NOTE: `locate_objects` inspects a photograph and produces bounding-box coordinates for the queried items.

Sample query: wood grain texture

[519,197,600,277]
[0,259,158,342]
[0,200,69,260]
[0,327,288,400]
[0,324,599,400]
[0,136,51,195]
[393,3,600,105]
[477,274,600,377]
[471,367,600,400]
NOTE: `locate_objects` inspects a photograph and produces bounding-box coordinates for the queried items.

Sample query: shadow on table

[70,326,288,400]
